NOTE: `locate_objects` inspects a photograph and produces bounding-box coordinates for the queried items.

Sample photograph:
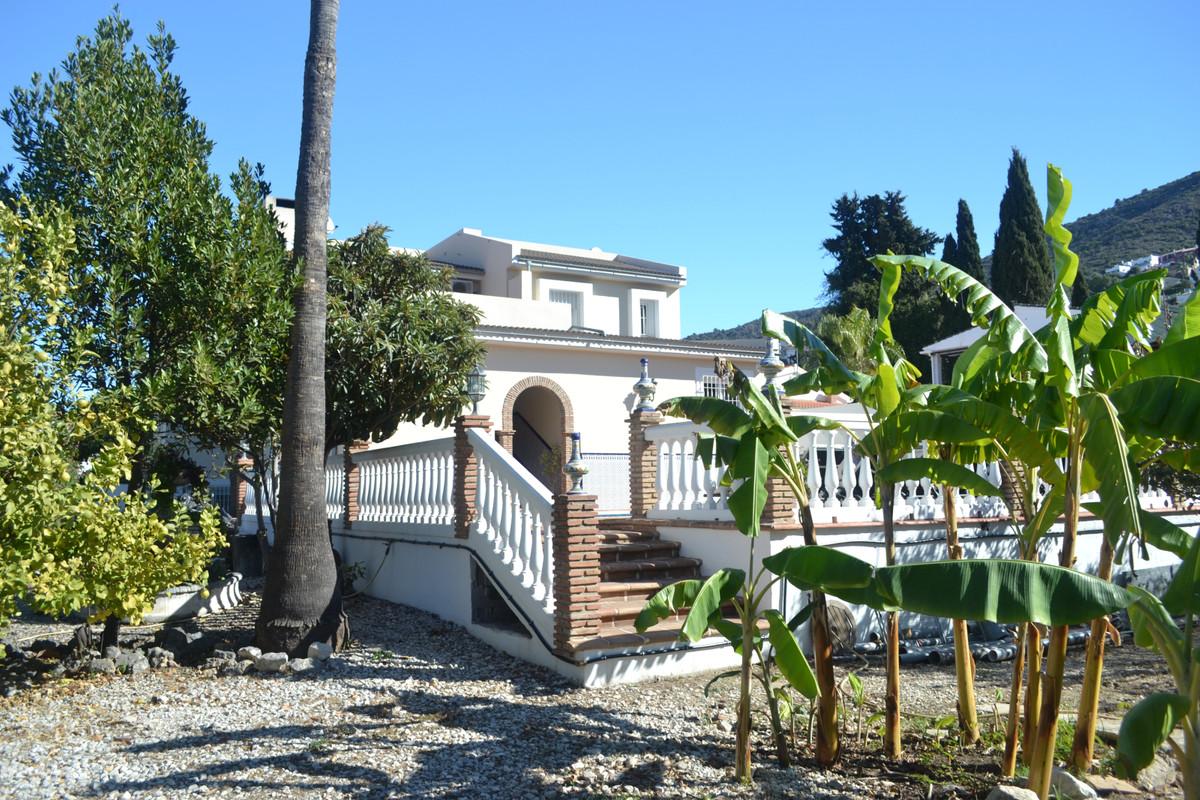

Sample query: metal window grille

[548,289,584,327]
[582,452,631,516]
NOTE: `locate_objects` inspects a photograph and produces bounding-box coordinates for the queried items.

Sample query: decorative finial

[563,432,589,493]
[633,357,657,412]
[759,338,784,389]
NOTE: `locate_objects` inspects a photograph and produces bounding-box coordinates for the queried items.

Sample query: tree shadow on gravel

[88,681,722,798]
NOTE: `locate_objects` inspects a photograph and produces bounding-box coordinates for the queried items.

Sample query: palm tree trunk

[1071,537,1115,770]
[943,482,979,744]
[257,0,348,656]
[882,479,902,759]
[800,503,839,765]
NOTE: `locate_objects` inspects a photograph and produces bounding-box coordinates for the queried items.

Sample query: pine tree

[941,232,958,266]
[954,199,986,284]
[822,191,942,362]
[991,149,1053,306]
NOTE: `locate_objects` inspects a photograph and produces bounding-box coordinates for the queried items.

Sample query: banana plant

[636,363,830,781]
[1118,523,1200,799]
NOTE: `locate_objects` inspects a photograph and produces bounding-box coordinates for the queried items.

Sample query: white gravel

[0,591,1173,799]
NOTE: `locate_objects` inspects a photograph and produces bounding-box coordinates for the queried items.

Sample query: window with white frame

[697,371,731,401]
[548,289,584,327]
[639,299,659,337]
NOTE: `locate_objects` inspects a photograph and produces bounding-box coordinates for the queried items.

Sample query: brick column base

[495,429,514,453]
[628,410,663,517]
[455,415,493,539]
[232,456,254,519]
[763,473,797,526]
[552,493,602,654]
[343,440,370,527]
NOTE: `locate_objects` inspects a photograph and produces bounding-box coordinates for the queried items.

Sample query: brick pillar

[343,440,370,527]
[495,429,514,453]
[232,456,254,519]
[552,493,602,654]
[628,410,662,517]
[455,415,493,539]
[763,470,797,526]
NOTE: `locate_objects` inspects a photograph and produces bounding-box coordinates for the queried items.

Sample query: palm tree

[257,0,348,655]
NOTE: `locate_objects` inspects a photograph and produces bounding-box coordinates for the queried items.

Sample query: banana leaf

[765,609,820,699]
[1118,692,1189,778]
[877,458,1001,497]
[1112,376,1200,444]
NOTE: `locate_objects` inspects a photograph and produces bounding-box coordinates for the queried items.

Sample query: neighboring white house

[920,304,1056,384]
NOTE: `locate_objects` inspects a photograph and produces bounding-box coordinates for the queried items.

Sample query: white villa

[226,221,1193,687]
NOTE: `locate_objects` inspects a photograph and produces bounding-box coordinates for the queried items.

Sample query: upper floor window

[549,289,584,327]
[451,277,480,294]
[639,300,659,337]
[698,372,731,401]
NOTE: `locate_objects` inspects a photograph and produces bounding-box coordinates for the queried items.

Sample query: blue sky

[2,2,1197,335]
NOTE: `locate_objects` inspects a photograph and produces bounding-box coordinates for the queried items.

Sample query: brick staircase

[574,520,725,652]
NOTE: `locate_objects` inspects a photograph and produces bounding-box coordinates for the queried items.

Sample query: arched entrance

[501,377,573,493]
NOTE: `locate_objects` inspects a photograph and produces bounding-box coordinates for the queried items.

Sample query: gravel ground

[0,590,1178,800]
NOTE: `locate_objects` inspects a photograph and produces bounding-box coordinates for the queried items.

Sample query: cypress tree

[992,149,1054,305]
[954,199,986,284]
[941,232,958,265]
[1071,271,1089,308]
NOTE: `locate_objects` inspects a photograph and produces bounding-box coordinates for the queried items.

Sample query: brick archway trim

[500,376,575,434]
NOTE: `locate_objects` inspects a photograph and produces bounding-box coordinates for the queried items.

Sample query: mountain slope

[686,307,823,342]
[1068,170,1200,281]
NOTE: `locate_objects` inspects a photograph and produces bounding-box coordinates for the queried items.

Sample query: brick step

[596,578,676,601]
[600,556,701,582]
[597,596,737,626]
[598,528,660,545]
[598,539,680,563]
[597,517,656,531]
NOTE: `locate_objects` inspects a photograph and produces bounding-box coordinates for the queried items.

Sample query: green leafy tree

[0,202,223,635]
[941,232,958,266]
[325,225,484,456]
[991,149,1054,306]
[815,307,903,374]
[821,191,944,362]
[0,13,288,490]
[258,0,344,656]
[955,199,986,284]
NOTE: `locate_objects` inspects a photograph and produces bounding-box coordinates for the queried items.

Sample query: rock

[201,657,230,670]
[146,647,170,660]
[1134,754,1177,792]
[254,652,289,673]
[288,658,317,673]
[212,649,236,662]
[716,719,733,733]
[87,658,117,674]
[103,646,121,659]
[218,660,252,677]
[307,642,332,661]
[1085,774,1141,795]
[1050,767,1099,800]
[933,784,971,799]
[236,646,262,662]
[161,627,204,652]
[114,652,149,674]
[986,788,1039,800]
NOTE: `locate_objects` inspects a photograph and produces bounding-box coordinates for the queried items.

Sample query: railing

[354,438,455,534]
[468,428,556,636]
[644,419,1175,527]
[325,462,345,521]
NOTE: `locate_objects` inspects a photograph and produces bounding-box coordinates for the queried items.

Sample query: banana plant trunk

[1028,435,1082,798]
[1022,622,1044,766]
[942,482,980,744]
[736,604,754,783]
[881,479,902,759]
[800,503,839,765]
[1001,621,1029,776]
[1071,536,1115,770]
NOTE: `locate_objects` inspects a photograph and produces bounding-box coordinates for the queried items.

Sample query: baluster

[840,434,855,508]
[437,452,449,525]
[519,498,534,588]
[664,440,678,511]
[529,500,545,600]
[919,474,934,517]
[362,461,375,521]
[541,509,555,614]
[655,441,669,510]
[685,438,702,509]
[824,432,839,506]
[703,459,718,510]
[806,434,823,509]
[508,487,524,577]
[499,482,513,562]
[856,453,873,507]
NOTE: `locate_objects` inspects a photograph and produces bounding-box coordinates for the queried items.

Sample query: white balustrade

[646,422,731,519]
[325,463,344,520]
[352,438,455,533]
[467,428,556,627]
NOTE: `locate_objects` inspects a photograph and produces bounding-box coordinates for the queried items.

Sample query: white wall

[461,293,573,330]
[375,342,761,453]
